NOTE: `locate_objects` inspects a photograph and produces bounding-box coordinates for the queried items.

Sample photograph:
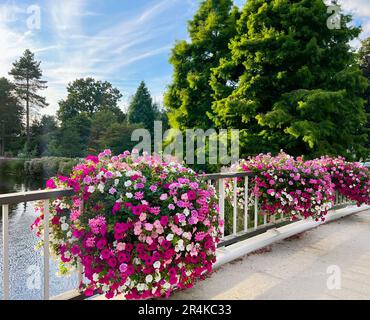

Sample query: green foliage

[165,0,239,130]
[28,115,58,156]
[57,78,124,123]
[211,0,369,160]
[98,122,142,155]
[87,110,141,154]
[358,37,370,148]
[48,114,91,158]
[50,78,127,157]
[0,77,24,155]
[127,81,157,133]
[88,110,119,153]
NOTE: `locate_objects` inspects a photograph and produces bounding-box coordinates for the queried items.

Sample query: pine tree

[358,37,370,149]
[0,77,23,156]
[127,81,156,133]
[9,49,48,150]
[164,0,239,130]
[211,0,369,160]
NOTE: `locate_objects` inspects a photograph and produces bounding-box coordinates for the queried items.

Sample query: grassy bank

[24,157,79,178]
[0,158,26,176]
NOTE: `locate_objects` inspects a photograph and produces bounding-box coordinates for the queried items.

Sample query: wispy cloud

[3,0,367,117]
[38,0,183,112]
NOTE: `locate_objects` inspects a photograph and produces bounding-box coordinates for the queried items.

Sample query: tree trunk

[0,120,4,156]
[26,77,30,152]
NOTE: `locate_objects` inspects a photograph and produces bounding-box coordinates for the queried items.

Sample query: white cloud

[0,3,37,76]
[8,0,369,117]
[37,0,180,113]
[337,0,370,18]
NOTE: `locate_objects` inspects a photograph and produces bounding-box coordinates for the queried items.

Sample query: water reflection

[0,173,78,300]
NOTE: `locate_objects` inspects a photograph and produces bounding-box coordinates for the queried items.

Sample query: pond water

[0,174,78,300]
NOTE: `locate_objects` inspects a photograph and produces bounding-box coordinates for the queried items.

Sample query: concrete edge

[213,205,370,269]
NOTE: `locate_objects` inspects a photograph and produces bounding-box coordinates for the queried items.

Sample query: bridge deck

[171,210,370,300]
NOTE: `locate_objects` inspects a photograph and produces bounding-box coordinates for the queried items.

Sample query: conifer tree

[211,0,368,159]
[9,49,48,150]
[127,81,157,134]
[165,0,239,130]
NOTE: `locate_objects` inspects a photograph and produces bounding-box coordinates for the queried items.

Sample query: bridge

[0,171,369,300]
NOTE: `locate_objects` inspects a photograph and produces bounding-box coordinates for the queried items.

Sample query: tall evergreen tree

[358,37,370,149]
[164,0,239,130]
[127,81,156,133]
[0,77,23,156]
[9,49,48,150]
[211,0,368,160]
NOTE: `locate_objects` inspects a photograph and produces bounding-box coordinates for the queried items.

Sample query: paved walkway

[172,210,370,300]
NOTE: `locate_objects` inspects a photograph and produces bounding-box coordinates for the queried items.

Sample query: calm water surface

[0,174,77,300]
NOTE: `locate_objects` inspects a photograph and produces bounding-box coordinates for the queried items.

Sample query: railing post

[2,204,9,300]
[232,177,238,235]
[43,200,50,300]
[78,199,84,287]
[244,176,249,232]
[218,179,225,238]
[254,196,258,230]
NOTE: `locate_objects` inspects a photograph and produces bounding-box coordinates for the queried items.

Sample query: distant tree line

[0,50,167,158]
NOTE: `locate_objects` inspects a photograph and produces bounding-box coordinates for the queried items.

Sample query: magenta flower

[187,190,196,200]
[149,185,157,192]
[112,202,121,214]
[160,216,169,226]
[119,263,128,273]
[134,191,144,200]
[46,179,56,189]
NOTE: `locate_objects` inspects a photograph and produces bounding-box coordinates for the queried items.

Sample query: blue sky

[0,0,369,117]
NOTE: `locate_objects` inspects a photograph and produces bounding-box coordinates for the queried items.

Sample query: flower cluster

[307,156,370,206]
[32,150,220,299]
[227,153,335,221]
[227,152,369,222]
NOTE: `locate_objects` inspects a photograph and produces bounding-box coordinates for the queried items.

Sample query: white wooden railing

[0,189,75,300]
[0,172,354,300]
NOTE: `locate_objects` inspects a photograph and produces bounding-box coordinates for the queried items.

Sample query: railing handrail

[203,171,252,180]
[0,188,74,205]
[0,172,253,205]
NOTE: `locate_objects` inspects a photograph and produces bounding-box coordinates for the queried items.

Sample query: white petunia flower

[124,180,132,187]
[137,283,145,291]
[163,282,171,289]
[98,183,105,193]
